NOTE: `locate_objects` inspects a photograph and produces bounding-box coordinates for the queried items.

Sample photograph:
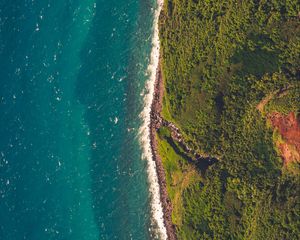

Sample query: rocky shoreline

[150,60,177,240]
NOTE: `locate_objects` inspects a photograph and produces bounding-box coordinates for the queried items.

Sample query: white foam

[139,1,167,239]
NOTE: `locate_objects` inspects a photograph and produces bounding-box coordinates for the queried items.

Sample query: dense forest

[158,0,300,239]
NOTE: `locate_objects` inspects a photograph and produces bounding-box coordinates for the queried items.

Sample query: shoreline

[150,61,177,240]
[138,0,169,239]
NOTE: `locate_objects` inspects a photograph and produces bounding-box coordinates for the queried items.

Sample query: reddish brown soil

[269,112,300,165]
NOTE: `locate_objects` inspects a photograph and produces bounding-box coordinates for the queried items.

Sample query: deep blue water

[0,0,156,239]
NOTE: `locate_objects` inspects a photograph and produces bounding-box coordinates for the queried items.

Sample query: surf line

[139,0,167,239]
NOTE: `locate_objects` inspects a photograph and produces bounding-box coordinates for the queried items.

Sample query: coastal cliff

[150,62,177,240]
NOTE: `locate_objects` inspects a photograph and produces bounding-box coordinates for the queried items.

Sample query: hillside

[158,0,300,239]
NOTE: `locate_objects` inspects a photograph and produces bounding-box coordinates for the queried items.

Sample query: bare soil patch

[269,112,300,165]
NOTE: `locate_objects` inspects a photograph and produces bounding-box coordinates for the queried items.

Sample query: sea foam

[139,0,167,239]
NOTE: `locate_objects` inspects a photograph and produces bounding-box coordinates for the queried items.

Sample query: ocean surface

[0,0,161,239]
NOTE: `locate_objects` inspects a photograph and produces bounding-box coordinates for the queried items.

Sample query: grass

[157,127,200,226]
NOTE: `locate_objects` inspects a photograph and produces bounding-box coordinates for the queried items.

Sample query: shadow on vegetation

[164,135,218,175]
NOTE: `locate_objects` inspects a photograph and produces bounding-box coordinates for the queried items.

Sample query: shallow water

[0,0,158,239]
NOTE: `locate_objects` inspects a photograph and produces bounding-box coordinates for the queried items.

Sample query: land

[269,112,300,165]
[150,61,177,240]
[154,0,300,239]
[150,60,218,240]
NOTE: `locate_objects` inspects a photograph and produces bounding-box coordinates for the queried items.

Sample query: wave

[139,0,167,239]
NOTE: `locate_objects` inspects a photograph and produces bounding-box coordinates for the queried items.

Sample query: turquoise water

[0,0,157,239]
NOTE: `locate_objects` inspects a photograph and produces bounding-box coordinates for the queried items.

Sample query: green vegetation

[157,127,201,225]
[158,0,300,239]
[264,87,300,115]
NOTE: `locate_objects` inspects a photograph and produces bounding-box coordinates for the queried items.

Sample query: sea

[0,0,165,239]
